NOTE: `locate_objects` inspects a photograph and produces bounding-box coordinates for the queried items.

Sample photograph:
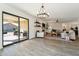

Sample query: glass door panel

[3,14,19,46]
[20,18,28,40]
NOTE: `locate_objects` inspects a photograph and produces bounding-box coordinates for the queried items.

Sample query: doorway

[2,11,29,47]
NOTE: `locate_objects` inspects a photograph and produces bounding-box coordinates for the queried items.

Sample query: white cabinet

[36,32,44,37]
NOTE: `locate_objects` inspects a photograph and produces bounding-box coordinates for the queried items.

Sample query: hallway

[0,38,79,56]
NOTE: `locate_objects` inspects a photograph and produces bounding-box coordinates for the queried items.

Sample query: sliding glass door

[20,18,29,40]
[3,13,19,46]
[2,12,29,46]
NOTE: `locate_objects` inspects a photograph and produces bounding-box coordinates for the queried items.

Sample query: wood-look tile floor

[0,38,79,56]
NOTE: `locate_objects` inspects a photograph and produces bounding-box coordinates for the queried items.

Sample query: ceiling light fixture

[37,3,49,18]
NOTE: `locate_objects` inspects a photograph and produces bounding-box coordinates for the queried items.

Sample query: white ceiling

[6,3,79,22]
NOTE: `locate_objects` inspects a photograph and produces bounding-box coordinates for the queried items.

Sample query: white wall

[63,21,79,30]
[40,19,79,34]
[0,4,36,49]
[47,22,62,30]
